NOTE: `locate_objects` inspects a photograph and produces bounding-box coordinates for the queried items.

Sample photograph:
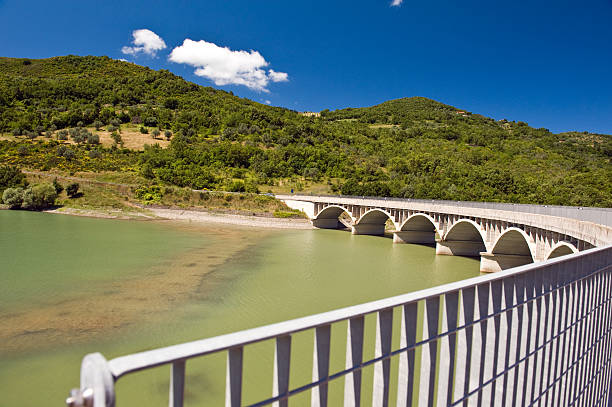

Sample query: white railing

[67,245,612,407]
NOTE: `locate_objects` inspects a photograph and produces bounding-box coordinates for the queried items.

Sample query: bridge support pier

[352,223,385,236]
[393,230,435,244]
[435,239,485,257]
[312,218,341,229]
[479,252,533,273]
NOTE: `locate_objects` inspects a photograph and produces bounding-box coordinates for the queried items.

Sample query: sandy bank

[149,207,313,229]
[40,206,313,229]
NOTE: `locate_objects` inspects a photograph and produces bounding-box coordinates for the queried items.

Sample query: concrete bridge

[278,194,612,273]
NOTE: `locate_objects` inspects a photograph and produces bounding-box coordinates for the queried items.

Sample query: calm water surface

[0,210,479,406]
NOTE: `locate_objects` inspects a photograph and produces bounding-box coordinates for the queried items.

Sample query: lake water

[0,210,479,406]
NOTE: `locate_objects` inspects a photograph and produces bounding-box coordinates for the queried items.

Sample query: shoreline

[38,206,314,229]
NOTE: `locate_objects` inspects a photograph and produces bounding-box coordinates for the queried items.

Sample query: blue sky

[1,0,611,134]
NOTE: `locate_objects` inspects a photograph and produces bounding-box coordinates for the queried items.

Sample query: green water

[0,210,479,406]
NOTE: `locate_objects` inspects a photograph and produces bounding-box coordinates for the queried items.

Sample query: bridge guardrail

[281,193,612,227]
[67,245,612,407]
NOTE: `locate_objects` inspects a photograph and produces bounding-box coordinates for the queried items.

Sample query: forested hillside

[1,55,610,206]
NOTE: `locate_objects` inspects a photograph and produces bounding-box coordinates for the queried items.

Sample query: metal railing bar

[452,278,611,405]
[246,287,612,407]
[529,291,611,406]
[107,256,612,380]
[567,355,612,407]
[449,322,612,407]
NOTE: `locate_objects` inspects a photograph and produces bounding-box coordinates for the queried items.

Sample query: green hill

[0,55,610,206]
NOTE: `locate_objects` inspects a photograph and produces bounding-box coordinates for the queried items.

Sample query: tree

[164,130,172,140]
[57,145,76,160]
[87,133,100,144]
[151,129,161,139]
[2,187,24,209]
[0,165,28,192]
[111,131,123,146]
[164,98,179,109]
[22,183,57,210]
[93,120,103,130]
[66,182,80,198]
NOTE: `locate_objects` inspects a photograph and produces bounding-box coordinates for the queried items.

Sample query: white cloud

[391,0,403,6]
[265,100,271,105]
[268,69,289,83]
[122,29,167,57]
[169,39,289,92]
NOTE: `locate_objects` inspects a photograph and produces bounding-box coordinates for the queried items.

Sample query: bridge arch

[491,227,536,259]
[444,219,487,246]
[352,208,397,236]
[314,205,353,220]
[481,227,536,272]
[393,213,439,245]
[546,241,578,260]
[437,219,487,257]
[312,205,353,229]
[399,213,439,234]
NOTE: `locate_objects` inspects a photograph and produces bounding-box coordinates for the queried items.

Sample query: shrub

[151,129,161,139]
[57,145,76,160]
[273,210,300,218]
[228,180,245,192]
[164,130,172,140]
[66,182,80,198]
[2,187,24,209]
[52,178,64,194]
[139,126,148,134]
[144,117,157,127]
[22,183,57,210]
[93,120,103,130]
[134,185,163,203]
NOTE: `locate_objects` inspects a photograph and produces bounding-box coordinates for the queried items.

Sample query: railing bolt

[66,388,94,407]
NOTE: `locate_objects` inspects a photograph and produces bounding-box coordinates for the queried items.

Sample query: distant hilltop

[299,111,321,117]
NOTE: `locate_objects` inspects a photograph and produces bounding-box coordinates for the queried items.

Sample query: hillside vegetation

[0,55,610,207]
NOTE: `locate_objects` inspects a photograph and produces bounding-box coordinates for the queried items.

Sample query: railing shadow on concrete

[67,245,612,407]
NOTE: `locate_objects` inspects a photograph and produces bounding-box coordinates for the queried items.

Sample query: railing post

[373,309,393,407]
[418,296,440,407]
[454,286,475,406]
[225,347,243,407]
[436,291,458,407]
[170,360,186,407]
[501,276,516,407]
[312,325,331,407]
[397,303,418,407]
[273,335,292,407]
[344,316,365,407]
